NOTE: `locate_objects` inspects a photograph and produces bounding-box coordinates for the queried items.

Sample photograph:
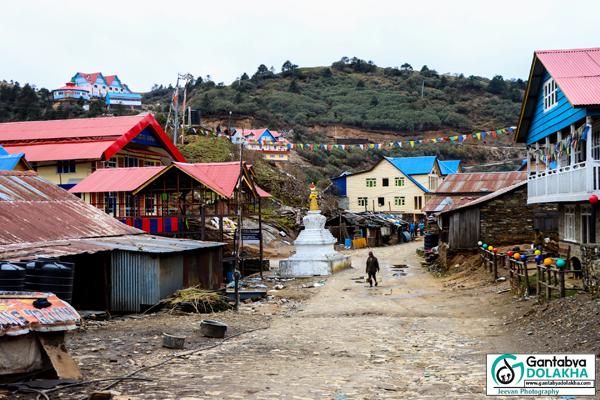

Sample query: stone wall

[580,244,600,295]
[479,185,533,245]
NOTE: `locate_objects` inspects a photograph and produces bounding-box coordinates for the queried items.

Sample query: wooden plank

[38,332,82,380]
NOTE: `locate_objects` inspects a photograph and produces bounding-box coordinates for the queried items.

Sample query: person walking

[409,222,416,238]
[366,251,380,287]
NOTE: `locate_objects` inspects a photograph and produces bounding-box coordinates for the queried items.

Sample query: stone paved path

[113,242,516,399]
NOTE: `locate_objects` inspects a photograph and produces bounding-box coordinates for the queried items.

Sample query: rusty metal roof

[423,195,479,213]
[0,235,223,261]
[0,171,140,245]
[433,171,526,194]
[441,181,527,214]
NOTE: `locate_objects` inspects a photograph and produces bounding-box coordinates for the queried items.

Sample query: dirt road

[89,242,516,399]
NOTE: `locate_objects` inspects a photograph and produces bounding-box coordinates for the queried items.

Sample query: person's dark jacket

[366,256,379,273]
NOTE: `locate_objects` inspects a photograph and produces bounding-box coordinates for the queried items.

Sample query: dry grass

[164,287,231,313]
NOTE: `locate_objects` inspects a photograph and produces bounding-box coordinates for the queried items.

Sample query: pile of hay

[164,287,231,313]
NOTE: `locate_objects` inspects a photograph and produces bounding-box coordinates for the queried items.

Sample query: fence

[479,249,499,280]
[507,258,533,296]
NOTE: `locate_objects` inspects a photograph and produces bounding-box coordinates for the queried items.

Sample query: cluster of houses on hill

[230,127,291,161]
[52,72,142,109]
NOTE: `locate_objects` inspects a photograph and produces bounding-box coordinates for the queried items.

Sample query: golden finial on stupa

[309,182,319,211]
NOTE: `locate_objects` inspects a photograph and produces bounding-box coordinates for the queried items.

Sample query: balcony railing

[527,161,600,203]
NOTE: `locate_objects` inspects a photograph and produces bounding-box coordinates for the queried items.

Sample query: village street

[56,241,524,400]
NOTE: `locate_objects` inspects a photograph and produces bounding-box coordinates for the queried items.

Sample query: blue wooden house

[516,47,600,268]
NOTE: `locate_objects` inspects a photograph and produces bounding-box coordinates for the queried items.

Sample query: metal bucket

[162,333,186,349]
[199,320,228,338]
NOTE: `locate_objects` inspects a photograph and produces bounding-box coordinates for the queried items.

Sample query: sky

[2,0,600,92]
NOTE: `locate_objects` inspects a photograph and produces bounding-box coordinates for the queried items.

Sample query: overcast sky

[2,0,600,92]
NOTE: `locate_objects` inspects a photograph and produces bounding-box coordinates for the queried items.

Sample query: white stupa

[279,184,351,277]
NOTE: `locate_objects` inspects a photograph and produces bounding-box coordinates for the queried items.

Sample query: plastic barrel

[25,260,75,303]
[0,262,26,291]
[424,233,439,250]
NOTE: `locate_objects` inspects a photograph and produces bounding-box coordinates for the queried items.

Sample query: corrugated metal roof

[433,171,526,194]
[0,153,25,170]
[0,234,224,261]
[441,181,527,214]
[5,141,115,162]
[439,160,461,175]
[0,114,185,162]
[536,48,600,106]
[174,162,242,198]
[0,171,140,245]
[83,235,224,253]
[384,156,437,175]
[423,195,479,213]
[70,162,271,198]
[69,166,165,193]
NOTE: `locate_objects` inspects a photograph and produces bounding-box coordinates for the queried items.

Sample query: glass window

[124,156,139,167]
[57,160,76,174]
[543,78,558,112]
[358,197,368,207]
[581,206,594,244]
[564,206,576,241]
[366,178,376,187]
[104,192,116,215]
[106,157,117,168]
[414,196,423,210]
[395,177,405,186]
[382,178,389,187]
[145,193,156,216]
[394,196,405,206]
[125,194,133,217]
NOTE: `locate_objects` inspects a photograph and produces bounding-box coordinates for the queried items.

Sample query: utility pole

[173,75,180,144]
[234,112,244,311]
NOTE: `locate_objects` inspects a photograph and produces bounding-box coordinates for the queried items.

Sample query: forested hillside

[145,57,525,142]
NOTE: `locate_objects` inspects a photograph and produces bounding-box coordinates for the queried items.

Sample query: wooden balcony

[527,160,600,204]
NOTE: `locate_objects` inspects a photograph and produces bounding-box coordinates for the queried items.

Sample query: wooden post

[559,269,566,298]
[258,197,263,279]
[200,205,206,241]
[536,264,542,299]
[586,116,593,192]
[546,268,552,300]
[523,261,530,296]
[492,253,497,280]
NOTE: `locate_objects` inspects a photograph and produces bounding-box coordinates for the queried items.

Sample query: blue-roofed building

[515,47,600,273]
[333,156,459,219]
[0,145,31,171]
[439,160,462,175]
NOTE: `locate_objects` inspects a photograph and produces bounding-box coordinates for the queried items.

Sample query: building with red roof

[515,46,600,271]
[231,128,291,162]
[52,72,142,108]
[0,114,185,190]
[69,161,270,237]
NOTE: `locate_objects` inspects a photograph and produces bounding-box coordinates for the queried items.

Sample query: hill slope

[145,58,525,140]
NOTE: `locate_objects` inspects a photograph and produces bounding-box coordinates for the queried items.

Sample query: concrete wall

[345,159,427,214]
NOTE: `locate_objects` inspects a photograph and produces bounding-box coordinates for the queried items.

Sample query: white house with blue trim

[52,72,142,108]
[338,156,459,218]
[516,47,600,263]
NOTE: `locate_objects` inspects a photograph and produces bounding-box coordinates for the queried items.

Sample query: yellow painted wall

[263,152,289,161]
[36,161,94,185]
[345,159,428,214]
